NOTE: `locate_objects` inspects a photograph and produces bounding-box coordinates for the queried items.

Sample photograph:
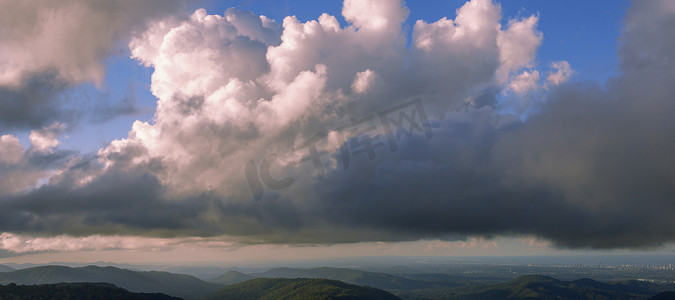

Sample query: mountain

[210,270,254,285]
[203,278,402,300]
[0,265,222,299]
[433,275,655,300]
[253,267,436,290]
[0,265,13,272]
[0,282,180,299]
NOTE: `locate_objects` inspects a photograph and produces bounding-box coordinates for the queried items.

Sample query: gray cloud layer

[1,0,673,250]
[0,73,71,130]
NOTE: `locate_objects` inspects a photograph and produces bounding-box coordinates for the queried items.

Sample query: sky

[0,0,674,266]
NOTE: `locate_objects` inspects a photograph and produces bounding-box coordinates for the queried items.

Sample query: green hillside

[398,274,661,300]
[203,278,402,300]
[0,265,222,299]
[0,282,179,299]
[255,267,436,290]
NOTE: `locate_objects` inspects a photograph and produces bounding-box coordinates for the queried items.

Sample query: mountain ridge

[0,282,180,299]
[246,266,438,290]
[0,265,222,299]
[204,277,402,300]
[395,274,673,300]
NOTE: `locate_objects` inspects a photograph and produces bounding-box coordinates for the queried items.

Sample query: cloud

[497,15,542,83]
[0,0,189,129]
[351,69,377,94]
[0,72,143,130]
[0,135,24,165]
[1,0,673,251]
[0,131,74,195]
[0,232,236,254]
[0,0,189,87]
[29,123,66,153]
[546,61,572,87]
[342,0,409,32]
[505,69,540,94]
[0,73,72,130]
[409,0,501,107]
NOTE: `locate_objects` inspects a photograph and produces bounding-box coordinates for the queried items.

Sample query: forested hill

[0,282,179,299]
[0,265,221,299]
[203,277,402,300]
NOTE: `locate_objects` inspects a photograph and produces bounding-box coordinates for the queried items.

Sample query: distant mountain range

[395,274,675,300]
[204,278,401,300]
[453,274,648,299]
[211,268,675,300]
[0,265,221,299]
[1,265,674,300]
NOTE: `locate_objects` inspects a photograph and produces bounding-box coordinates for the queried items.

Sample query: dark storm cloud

[300,0,675,248]
[24,150,75,170]
[0,73,72,130]
[0,166,209,236]
[0,75,143,130]
[0,161,313,239]
[307,79,675,248]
